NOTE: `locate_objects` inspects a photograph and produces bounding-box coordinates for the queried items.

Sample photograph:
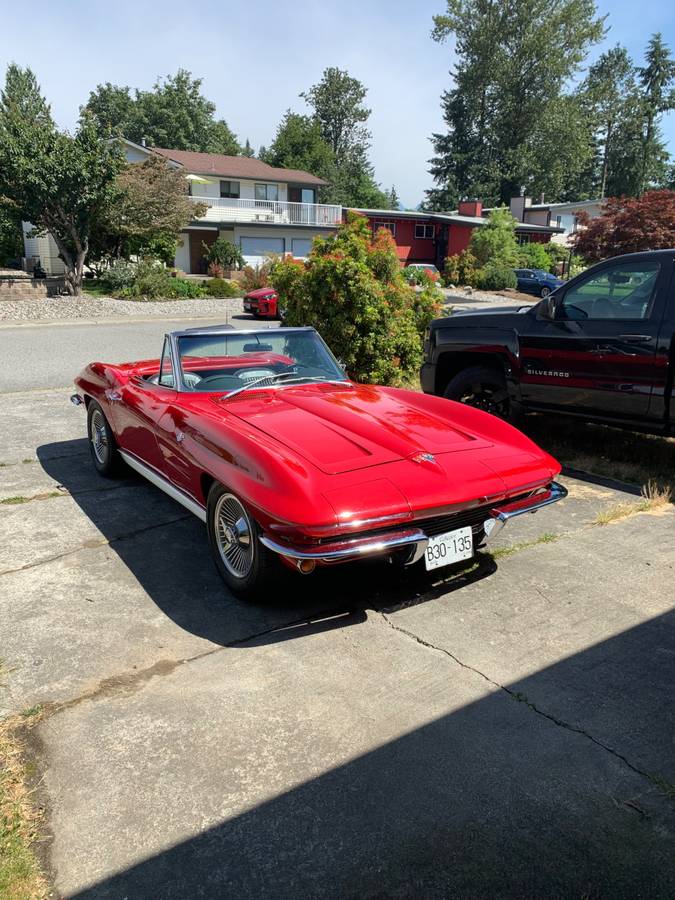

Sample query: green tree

[90,155,207,264]
[242,138,255,157]
[0,203,23,266]
[579,46,638,197]
[427,0,605,206]
[260,111,335,187]
[301,68,388,208]
[270,213,441,384]
[0,65,124,294]
[385,185,400,209]
[85,69,240,154]
[469,207,518,266]
[637,34,675,194]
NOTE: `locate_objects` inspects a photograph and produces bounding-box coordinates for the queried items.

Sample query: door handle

[619,334,651,343]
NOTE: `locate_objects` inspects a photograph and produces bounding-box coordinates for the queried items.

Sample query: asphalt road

[0,313,276,392]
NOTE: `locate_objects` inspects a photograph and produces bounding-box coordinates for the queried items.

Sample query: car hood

[245,287,276,298]
[221,382,495,475]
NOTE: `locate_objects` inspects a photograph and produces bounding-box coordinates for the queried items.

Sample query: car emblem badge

[413,452,436,464]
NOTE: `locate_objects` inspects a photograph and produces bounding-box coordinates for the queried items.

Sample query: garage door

[291,238,313,258]
[240,237,285,264]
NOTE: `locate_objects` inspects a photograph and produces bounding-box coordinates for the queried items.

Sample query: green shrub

[165,277,207,299]
[517,242,552,271]
[204,278,241,298]
[402,266,434,287]
[100,259,137,292]
[443,249,478,286]
[203,237,244,270]
[470,208,518,268]
[241,260,274,291]
[270,213,441,385]
[475,265,517,292]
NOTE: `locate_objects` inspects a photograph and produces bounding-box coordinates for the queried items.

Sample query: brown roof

[151,147,327,186]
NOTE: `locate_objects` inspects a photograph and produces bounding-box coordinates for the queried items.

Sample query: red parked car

[242,287,279,319]
[72,326,565,599]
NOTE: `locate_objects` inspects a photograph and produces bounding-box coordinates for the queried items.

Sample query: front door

[518,257,670,420]
[189,230,217,275]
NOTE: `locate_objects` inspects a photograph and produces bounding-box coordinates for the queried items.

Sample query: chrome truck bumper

[260,481,567,570]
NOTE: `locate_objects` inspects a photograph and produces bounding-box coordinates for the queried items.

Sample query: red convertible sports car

[72,326,566,599]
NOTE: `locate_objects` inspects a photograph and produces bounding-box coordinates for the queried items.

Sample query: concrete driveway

[1,319,674,898]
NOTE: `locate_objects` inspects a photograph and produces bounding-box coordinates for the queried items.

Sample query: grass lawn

[82,280,110,298]
[0,679,47,899]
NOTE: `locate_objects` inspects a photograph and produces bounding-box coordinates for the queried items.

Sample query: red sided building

[349,201,563,269]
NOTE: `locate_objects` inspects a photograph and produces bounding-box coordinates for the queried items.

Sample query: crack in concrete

[0,513,193,577]
[374,608,673,802]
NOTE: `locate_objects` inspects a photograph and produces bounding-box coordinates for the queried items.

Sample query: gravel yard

[0,292,244,323]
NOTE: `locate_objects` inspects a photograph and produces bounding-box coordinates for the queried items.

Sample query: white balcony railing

[189,196,342,227]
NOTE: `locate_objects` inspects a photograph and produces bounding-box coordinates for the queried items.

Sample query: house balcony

[189,196,342,227]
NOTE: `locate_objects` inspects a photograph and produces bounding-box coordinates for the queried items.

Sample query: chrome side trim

[484,481,567,542]
[260,528,428,565]
[119,450,207,523]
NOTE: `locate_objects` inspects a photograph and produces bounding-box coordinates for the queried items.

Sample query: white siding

[22,223,65,275]
[190,178,288,202]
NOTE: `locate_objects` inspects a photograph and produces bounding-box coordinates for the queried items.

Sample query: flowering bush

[443,250,478,286]
[402,266,437,287]
[241,260,275,291]
[271,213,441,385]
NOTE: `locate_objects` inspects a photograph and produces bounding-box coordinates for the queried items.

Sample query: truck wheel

[443,366,510,419]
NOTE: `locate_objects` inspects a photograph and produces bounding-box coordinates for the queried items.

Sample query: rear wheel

[206,483,277,600]
[540,285,551,298]
[87,401,122,477]
[443,365,510,419]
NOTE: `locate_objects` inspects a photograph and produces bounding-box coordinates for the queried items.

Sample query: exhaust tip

[296,559,316,575]
[70,393,84,406]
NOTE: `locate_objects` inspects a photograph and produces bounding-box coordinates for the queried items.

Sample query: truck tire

[443,366,510,419]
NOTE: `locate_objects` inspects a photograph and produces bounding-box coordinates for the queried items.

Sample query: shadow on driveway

[36,439,497,648]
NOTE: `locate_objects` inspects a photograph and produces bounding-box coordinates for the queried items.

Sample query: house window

[255,183,279,202]
[220,180,240,199]
[373,220,397,237]
[516,234,532,245]
[414,224,434,239]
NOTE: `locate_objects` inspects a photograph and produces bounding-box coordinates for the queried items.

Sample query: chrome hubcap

[90,410,108,464]
[214,493,254,579]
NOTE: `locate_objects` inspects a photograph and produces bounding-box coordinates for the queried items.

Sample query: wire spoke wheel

[90,409,109,465]
[214,493,255,579]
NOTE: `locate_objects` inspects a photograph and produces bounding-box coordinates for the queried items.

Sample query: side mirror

[538,293,558,321]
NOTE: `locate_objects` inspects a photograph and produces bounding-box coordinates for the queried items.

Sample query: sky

[1,0,674,208]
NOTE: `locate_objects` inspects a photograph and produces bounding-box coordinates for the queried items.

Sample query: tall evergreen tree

[426,0,605,206]
[580,46,638,197]
[637,34,675,193]
[300,68,388,208]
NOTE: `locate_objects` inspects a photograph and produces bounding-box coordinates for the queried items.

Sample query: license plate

[424,526,473,571]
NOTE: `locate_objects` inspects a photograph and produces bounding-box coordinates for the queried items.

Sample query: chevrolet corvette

[72,325,566,599]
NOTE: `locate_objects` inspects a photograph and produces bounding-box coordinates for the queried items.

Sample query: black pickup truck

[420,249,674,435]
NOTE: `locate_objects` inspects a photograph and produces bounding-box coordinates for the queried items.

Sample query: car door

[112,340,176,470]
[518,257,670,420]
[516,269,537,294]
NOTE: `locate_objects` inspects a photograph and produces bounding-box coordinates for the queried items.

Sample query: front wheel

[206,483,277,600]
[540,285,551,298]
[443,365,510,419]
[87,401,122,477]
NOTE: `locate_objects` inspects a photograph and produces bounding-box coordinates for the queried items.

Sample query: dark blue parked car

[514,268,565,298]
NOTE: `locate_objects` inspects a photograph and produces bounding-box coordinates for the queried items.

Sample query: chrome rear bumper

[260,481,567,566]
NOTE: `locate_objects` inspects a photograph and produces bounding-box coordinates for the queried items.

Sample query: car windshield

[175,329,348,394]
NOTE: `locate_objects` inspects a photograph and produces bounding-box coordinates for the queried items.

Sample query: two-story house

[22,138,342,275]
